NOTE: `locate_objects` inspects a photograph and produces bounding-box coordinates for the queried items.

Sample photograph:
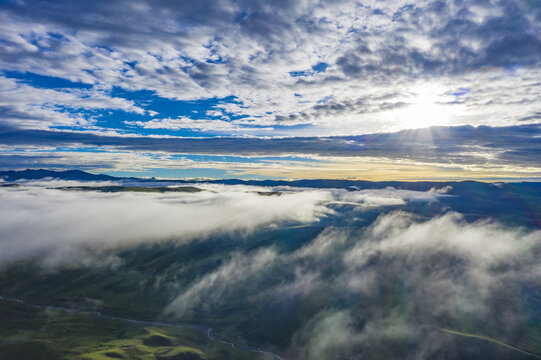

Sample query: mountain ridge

[2,169,540,189]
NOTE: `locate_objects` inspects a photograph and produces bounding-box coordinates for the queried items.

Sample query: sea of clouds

[0,179,454,267]
[1,179,540,359]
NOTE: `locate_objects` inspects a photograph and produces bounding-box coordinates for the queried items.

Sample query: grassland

[0,299,263,360]
[57,186,204,193]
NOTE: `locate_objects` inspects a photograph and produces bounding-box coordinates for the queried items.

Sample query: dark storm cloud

[0,123,540,167]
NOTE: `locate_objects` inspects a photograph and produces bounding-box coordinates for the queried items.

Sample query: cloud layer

[1,123,540,180]
[0,179,540,358]
[0,181,454,267]
[164,211,541,359]
[0,184,331,266]
[0,0,540,135]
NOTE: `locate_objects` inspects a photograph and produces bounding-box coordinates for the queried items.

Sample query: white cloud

[0,185,331,267]
[0,182,455,268]
[161,207,541,359]
[289,212,541,359]
[1,177,537,358]
[0,1,539,135]
[125,117,272,133]
[0,76,147,129]
[165,248,278,317]
[331,187,451,207]
[344,211,541,269]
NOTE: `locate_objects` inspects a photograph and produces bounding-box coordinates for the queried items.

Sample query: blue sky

[0,0,540,180]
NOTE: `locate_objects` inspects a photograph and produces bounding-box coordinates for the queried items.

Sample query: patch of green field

[143,329,176,346]
[0,300,262,360]
[72,329,207,360]
[57,186,203,193]
[156,346,205,359]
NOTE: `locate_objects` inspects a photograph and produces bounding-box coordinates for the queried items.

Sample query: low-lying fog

[1,179,539,359]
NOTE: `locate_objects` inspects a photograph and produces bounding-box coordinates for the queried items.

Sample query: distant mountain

[2,169,540,228]
[1,168,540,189]
[1,169,541,193]
[0,169,119,182]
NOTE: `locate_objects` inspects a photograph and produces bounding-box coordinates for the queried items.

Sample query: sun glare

[403,100,451,128]
[387,83,464,130]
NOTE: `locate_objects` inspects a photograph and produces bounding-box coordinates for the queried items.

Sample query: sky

[0,0,540,180]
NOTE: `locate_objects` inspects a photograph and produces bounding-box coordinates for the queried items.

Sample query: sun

[402,99,451,129]
[386,83,464,130]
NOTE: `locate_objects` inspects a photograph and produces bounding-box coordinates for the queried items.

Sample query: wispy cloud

[0,184,330,267]
[0,182,452,267]
[164,210,541,359]
[0,177,539,358]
